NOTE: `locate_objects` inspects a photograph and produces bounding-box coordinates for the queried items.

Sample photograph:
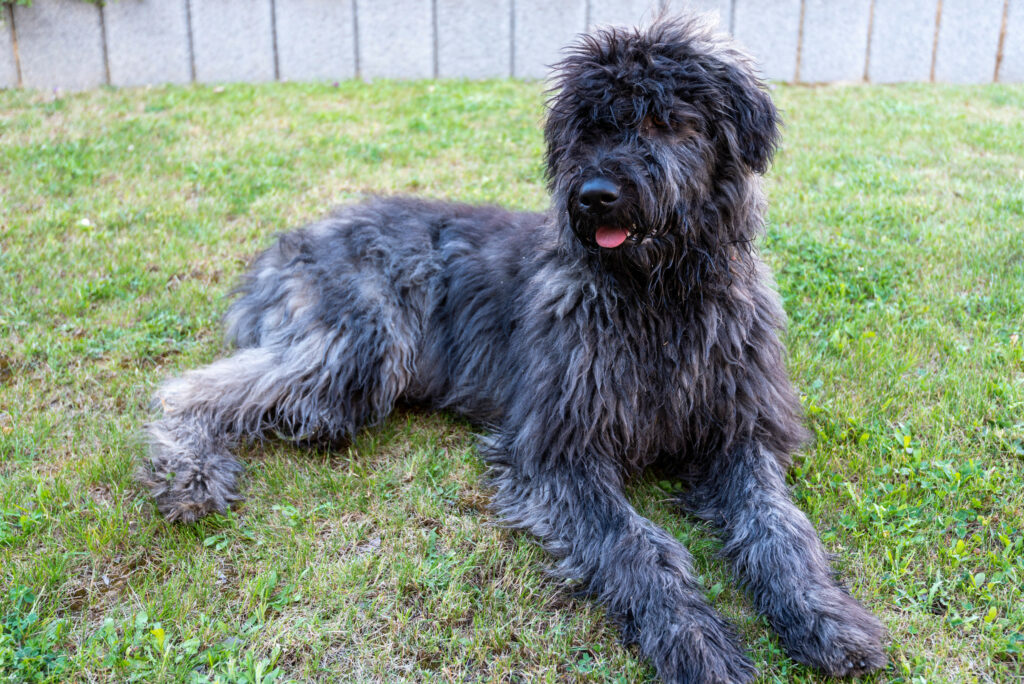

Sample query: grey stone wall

[190,0,276,83]
[105,0,192,87]
[12,0,106,91]
[357,0,433,79]
[276,0,356,82]
[514,0,587,79]
[589,0,661,30]
[868,0,938,83]
[1,0,1020,90]
[799,0,871,83]
[437,0,511,78]
[732,0,801,81]
[1002,0,1024,82]
[933,0,1004,83]
[666,0,731,30]
[1,9,18,88]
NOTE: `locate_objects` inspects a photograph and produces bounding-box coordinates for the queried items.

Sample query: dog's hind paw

[138,418,243,523]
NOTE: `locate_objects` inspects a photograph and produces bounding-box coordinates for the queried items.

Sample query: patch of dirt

[63,547,165,620]
[456,488,491,516]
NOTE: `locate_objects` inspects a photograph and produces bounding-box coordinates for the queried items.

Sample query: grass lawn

[0,79,1022,683]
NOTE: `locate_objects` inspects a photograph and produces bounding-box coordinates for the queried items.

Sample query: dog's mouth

[595,225,631,249]
[567,179,644,250]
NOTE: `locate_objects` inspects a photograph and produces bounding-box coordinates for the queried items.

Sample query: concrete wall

[1,7,18,88]
[2,0,1020,90]
[1003,0,1024,83]
[800,0,872,83]
[868,0,938,83]
[276,0,356,81]
[732,0,801,81]
[105,0,192,86]
[933,0,1005,83]
[12,0,106,90]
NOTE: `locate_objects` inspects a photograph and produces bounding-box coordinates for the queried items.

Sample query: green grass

[0,79,1022,683]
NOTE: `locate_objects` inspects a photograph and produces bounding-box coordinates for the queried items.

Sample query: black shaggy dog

[141,16,886,683]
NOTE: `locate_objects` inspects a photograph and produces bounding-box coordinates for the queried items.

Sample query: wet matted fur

[140,16,886,683]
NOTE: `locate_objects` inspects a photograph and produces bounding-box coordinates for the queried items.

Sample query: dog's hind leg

[139,212,431,523]
[685,444,887,677]
[484,435,757,684]
[140,317,415,522]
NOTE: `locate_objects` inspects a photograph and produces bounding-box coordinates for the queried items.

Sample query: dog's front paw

[781,586,886,678]
[650,601,758,684]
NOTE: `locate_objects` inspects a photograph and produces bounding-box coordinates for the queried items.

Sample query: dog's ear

[713,62,780,175]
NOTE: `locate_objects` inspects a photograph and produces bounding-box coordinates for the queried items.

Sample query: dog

[140,16,886,683]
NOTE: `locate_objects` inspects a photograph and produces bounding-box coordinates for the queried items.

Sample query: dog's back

[223,197,555,427]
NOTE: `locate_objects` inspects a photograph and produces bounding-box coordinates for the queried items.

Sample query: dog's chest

[590,308,707,463]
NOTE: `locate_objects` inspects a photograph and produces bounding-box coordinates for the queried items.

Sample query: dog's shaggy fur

[140,16,886,682]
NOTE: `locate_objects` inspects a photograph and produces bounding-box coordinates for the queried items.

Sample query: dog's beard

[570,214,639,250]
[566,200,669,252]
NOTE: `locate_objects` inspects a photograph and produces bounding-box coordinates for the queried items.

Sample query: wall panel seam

[930,0,943,81]
[6,4,22,87]
[432,0,439,78]
[185,0,196,81]
[863,0,875,81]
[509,0,515,77]
[994,0,1010,81]
[353,0,361,79]
[98,2,110,85]
[270,0,280,80]
[795,0,806,82]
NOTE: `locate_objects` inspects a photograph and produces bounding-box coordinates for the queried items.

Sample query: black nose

[578,177,620,213]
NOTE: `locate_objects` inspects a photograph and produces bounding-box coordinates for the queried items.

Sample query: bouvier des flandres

[140,16,886,683]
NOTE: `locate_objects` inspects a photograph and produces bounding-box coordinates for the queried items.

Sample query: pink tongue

[595,226,629,248]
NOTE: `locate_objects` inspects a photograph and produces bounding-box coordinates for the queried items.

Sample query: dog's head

[545,16,779,259]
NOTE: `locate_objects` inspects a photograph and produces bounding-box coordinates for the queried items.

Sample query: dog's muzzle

[577,177,632,248]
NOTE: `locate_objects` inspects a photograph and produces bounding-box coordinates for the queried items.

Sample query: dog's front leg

[485,440,756,684]
[686,444,886,677]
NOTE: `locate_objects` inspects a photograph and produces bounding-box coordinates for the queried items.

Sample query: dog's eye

[641,115,669,132]
[640,115,674,138]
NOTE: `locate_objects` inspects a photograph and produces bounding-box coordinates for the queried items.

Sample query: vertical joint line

[729,0,736,35]
[185,0,196,82]
[930,0,943,82]
[864,0,876,82]
[352,0,361,80]
[98,3,111,86]
[270,0,280,80]
[431,0,439,78]
[994,0,1010,82]
[509,0,515,78]
[7,4,22,87]
[585,0,591,31]
[794,0,806,83]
